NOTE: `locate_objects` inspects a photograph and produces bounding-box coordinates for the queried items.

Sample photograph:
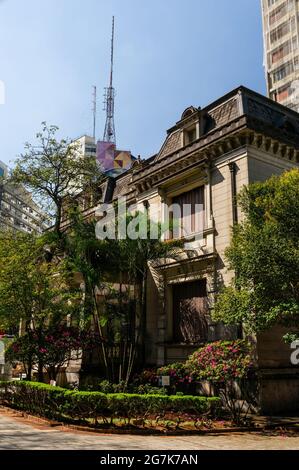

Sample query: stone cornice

[244,128,299,164]
[132,116,249,192]
[155,251,217,271]
[132,115,299,193]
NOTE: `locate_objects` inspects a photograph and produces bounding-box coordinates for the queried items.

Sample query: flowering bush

[136,340,254,391]
[6,326,97,381]
[186,340,255,383]
[134,368,159,386]
[157,362,194,385]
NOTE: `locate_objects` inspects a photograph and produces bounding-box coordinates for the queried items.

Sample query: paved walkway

[0,411,299,450]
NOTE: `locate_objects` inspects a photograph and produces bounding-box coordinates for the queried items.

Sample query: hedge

[0,381,220,423]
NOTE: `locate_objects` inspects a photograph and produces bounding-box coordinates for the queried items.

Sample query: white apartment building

[262,0,299,110]
[0,160,50,234]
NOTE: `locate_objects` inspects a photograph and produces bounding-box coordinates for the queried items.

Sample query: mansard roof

[103,85,299,200]
[153,86,299,164]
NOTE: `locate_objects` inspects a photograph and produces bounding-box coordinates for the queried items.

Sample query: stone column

[155,189,170,366]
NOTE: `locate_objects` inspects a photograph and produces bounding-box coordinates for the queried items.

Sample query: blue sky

[0,0,265,166]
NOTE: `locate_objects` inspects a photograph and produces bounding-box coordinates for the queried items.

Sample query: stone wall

[136,122,299,377]
[247,146,296,183]
[212,149,249,286]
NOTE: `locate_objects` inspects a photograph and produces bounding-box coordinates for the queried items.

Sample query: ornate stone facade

[65,86,299,411]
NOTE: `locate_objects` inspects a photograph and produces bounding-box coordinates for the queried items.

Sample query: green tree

[64,214,110,374]
[0,231,82,380]
[10,122,103,236]
[213,168,299,336]
[6,325,96,382]
[113,212,183,371]
[65,210,182,384]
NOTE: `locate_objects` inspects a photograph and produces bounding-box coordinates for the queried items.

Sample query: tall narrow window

[171,186,205,239]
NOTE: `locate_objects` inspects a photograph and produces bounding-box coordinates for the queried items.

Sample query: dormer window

[185,127,197,145]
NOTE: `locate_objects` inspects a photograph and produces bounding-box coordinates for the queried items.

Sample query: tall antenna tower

[92,85,97,140]
[103,16,116,143]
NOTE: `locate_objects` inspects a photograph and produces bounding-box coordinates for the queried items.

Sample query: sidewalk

[1,409,299,450]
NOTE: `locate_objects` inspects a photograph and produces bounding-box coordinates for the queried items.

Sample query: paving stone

[0,413,299,450]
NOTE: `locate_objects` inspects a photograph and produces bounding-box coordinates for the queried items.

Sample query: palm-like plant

[66,209,182,385]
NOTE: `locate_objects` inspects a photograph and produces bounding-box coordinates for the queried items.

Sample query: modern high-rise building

[74,135,97,158]
[261,0,299,111]
[73,135,136,178]
[0,160,7,179]
[0,160,50,234]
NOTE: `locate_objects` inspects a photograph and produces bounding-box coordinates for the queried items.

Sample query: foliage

[218,380,257,425]
[135,341,255,412]
[95,379,167,395]
[133,369,159,386]
[0,381,220,425]
[96,380,127,394]
[142,341,255,385]
[131,384,168,395]
[6,326,97,381]
[157,362,193,385]
[212,287,252,328]
[213,169,299,334]
[5,332,36,380]
[0,231,81,333]
[185,340,255,382]
[283,332,299,344]
[10,122,103,235]
[0,231,83,381]
[151,341,255,425]
[65,210,183,384]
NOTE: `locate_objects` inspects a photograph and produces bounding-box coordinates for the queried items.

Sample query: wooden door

[173,279,208,343]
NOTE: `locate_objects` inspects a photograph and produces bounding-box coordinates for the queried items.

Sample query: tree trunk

[140,272,147,367]
[48,366,58,382]
[54,200,62,237]
[26,357,32,381]
[134,271,147,366]
[37,360,44,383]
[91,288,109,378]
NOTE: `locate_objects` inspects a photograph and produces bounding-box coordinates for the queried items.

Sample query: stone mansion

[62,86,299,413]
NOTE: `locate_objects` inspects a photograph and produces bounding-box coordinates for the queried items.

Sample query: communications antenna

[103,16,116,143]
[92,85,97,139]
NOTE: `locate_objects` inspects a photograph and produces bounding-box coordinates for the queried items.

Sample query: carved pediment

[181,106,198,120]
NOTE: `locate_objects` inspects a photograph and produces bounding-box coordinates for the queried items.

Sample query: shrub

[157,362,194,385]
[132,369,158,386]
[61,390,108,422]
[185,340,256,424]
[146,341,254,386]
[132,384,167,395]
[0,380,66,418]
[6,326,97,381]
[0,381,219,424]
[97,380,125,394]
[95,380,167,395]
[186,340,254,382]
